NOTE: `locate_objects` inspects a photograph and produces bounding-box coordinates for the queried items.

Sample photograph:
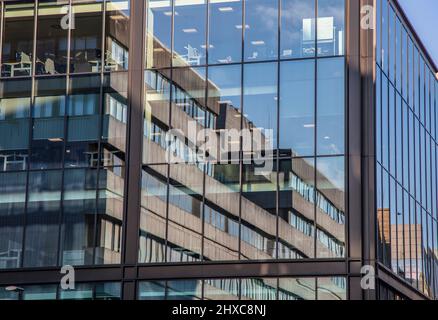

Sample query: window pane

[243,62,277,153]
[244,0,278,62]
[23,285,57,300]
[278,278,316,300]
[95,167,124,264]
[279,60,315,157]
[316,157,345,258]
[281,0,316,59]
[1,1,35,77]
[36,1,69,75]
[167,163,203,262]
[71,1,103,73]
[317,0,344,57]
[68,75,101,142]
[59,283,93,300]
[102,72,128,155]
[0,172,26,269]
[146,0,172,69]
[30,77,66,170]
[24,170,62,267]
[278,158,315,259]
[207,64,241,126]
[208,0,242,64]
[0,79,31,171]
[204,279,240,300]
[317,277,346,300]
[138,281,166,300]
[240,278,277,300]
[105,0,130,71]
[95,282,121,300]
[143,70,170,164]
[173,0,207,67]
[317,57,344,155]
[139,165,168,264]
[204,163,240,261]
[60,169,97,266]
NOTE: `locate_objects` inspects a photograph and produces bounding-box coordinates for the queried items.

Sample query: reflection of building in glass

[0,0,436,301]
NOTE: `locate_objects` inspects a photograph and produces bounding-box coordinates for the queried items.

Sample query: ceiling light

[235,24,249,29]
[182,28,198,33]
[218,7,233,12]
[303,124,315,128]
[251,40,265,46]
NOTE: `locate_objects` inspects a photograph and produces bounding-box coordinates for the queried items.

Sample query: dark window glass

[1,1,35,77]
[244,0,278,62]
[36,1,69,75]
[60,169,97,266]
[281,0,316,59]
[279,60,315,157]
[0,172,26,269]
[0,79,31,171]
[70,1,103,73]
[30,77,66,170]
[316,57,344,156]
[138,281,166,300]
[68,75,101,142]
[24,170,62,267]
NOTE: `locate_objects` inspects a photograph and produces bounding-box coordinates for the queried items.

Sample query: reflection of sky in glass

[243,63,277,147]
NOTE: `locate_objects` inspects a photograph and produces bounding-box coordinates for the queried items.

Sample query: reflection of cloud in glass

[281,0,315,43]
[254,4,277,32]
[317,157,344,191]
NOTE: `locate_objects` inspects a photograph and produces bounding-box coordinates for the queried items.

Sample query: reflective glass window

[279,60,315,157]
[244,0,278,62]
[1,1,35,77]
[145,0,172,69]
[317,0,344,57]
[0,79,31,171]
[24,170,62,267]
[316,57,344,156]
[173,0,207,67]
[104,0,130,71]
[36,1,69,75]
[316,157,345,258]
[208,0,243,64]
[70,1,104,73]
[281,0,316,59]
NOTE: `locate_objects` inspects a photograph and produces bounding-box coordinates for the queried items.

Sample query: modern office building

[0,0,436,300]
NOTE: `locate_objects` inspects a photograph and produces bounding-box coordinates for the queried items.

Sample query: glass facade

[138,277,346,300]
[0,282,121,300]
[0,0,437,301]
[0,0,129,269]
[375,0,438,299]
[141,0,346,264]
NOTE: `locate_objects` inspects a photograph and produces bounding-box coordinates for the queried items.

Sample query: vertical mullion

[238,0,245,262]
[314,0,318,259]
